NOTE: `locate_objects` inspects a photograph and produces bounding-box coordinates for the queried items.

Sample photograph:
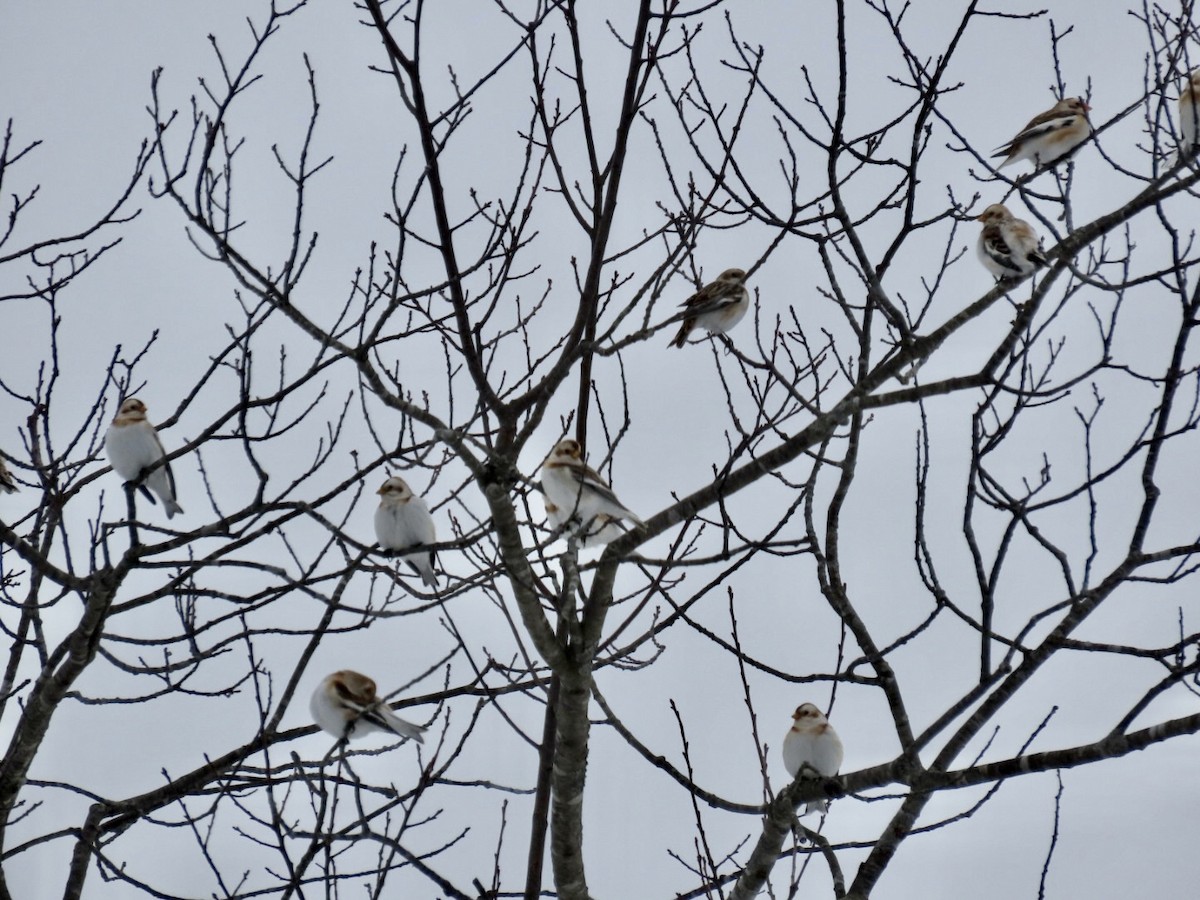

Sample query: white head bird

[0,456,17,494]
[310,670,426,744]
[104,397,184,518]
[782,702,844,816]
[992,96,1091,170]
[976,204,1048,281]
[539,439,642,540]
[374,475,438,589]
[669,267,750,348]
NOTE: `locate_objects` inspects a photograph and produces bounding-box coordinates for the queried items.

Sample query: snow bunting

[782,703,844,816]
[992,97,1091,170]
[104,398,183,518]
[1180,70,1200,156]
[375,476,438,589]
[976,204,1048,280]
[310,670,426,743]
[668,268,750,347]
[0,456,17,494]
[540,439,642,538]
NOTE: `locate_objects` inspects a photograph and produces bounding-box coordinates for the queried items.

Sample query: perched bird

[374,476,438,589]
[540,439,642,539]
[668,268,750,348]
[0,456,17,494]
[104,397,183,518]
[976,204,1048,280]
[310,670,426,744]
[992,97,1091,170]
[1179,70,1200,156]
[782,703,844,816]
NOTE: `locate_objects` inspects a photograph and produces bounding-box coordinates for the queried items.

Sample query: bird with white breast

[976,203,1048,281]
[668,268,750,348]
[782,702,844,816]
[992,96,1091,170]
[374,475,439,589]
[540,439,642,541]
[104,397,184,518]
[310,669,426,744]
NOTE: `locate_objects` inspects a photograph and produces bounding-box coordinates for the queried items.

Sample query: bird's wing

[1017,226,1046,266]
[358,703,400,733]
[146,427,177,500]
[679,283,715,310]
[992,111,1080,156]
[379,707,427,741]
[1011,223,1048,266]
[980,226,1022,273]
[571,463,624,507]
[163,457,178,500]
[683,289,744,317]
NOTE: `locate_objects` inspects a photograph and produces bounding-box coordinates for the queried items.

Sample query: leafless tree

[2,1,1199,898]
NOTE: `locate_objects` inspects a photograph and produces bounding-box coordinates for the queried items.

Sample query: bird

[310,670,426,744]
[104,397,184,518]
[668,268,750,347]
[540,439,642,540]
[992,97,1091,170]
[374,476,439,589]
[0,456,17,494]
[1179,70,1200,157]
[782,703,844,816]
[976,204,1048,280]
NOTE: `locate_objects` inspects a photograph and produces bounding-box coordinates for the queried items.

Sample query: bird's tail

[406,552,439,590]
[668,321,691,348]
[165,500,184,519]
[381,708,427,743]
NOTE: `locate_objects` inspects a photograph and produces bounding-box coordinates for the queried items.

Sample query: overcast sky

[1,1,1197,898]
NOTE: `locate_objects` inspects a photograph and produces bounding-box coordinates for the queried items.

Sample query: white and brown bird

[310,670,426,744]
[668,268,750,348]
[374,476,438,589]
[782,703,844,816]
[1179,70,1200,156]
[104,397,183,518]
[0,456,17,494]
[540,439,642,539]
[993,97,1091,170]
[976,204,1048,280]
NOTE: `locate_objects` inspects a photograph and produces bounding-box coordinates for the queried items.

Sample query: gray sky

[1,1,1197,897]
